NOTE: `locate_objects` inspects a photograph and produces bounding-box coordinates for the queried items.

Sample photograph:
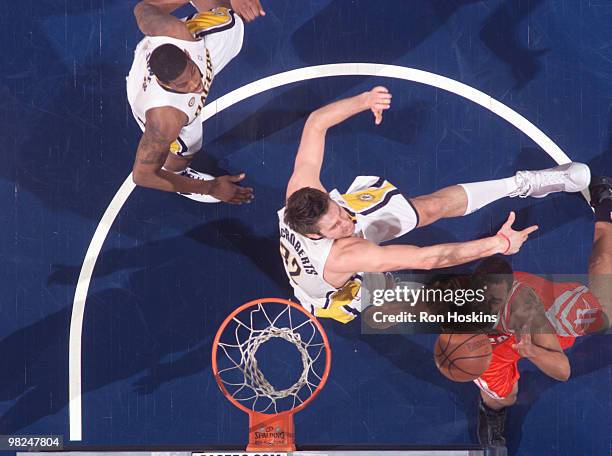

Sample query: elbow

[305,112,326,133]
[132,168,152,187]
[133,2,144,18]
[133,2,150,30]
[558,363,571,382]
[415,256,439,271]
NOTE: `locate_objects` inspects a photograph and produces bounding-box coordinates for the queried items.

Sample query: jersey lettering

[280,242,302,281]
[279,227,318,275]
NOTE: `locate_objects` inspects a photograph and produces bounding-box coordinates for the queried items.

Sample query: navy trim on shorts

[343,305,360,316]
[371,177,385,188]
[173,136,189,156]
[361,189,401,216]
[406,196,421,228]
[194,9,237,38]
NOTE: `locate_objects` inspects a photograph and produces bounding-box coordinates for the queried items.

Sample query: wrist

[524,345,540,359]
[200,178,215,195]
[359,92,370,110]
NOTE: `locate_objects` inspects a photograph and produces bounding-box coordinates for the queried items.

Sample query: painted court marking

[69,63,575,440]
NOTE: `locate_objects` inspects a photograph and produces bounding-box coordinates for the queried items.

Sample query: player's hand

[512,329,539,358]
[230,0,265,22]
[208,173,254,204]
[496,211,538,255]
[364,86,392,125]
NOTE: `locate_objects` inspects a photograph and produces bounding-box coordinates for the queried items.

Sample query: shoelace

[510,170,569,198]
[509,172,531,198]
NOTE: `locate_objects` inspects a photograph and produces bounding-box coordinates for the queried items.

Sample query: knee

[503,391,518,406]
[410,197,438,227]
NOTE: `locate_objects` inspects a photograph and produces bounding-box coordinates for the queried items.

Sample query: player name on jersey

[279,226,318,275]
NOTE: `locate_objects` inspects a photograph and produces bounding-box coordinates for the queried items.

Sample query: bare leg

[410,164,591,229]
[477,381,516,445]
[410,185,468,228]
[588,222,612,330]
[481,382,518,410]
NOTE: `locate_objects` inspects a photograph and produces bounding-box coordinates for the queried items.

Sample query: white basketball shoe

[510,162,591,198]
[176,167,220,203]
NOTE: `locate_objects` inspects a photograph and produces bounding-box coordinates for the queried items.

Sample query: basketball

[434,333,492,382]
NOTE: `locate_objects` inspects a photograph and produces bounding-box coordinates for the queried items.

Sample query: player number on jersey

[279,242,301,281]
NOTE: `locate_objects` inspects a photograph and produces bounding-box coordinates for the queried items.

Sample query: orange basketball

[434,333,492,382]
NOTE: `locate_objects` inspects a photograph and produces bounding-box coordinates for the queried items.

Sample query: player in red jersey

[471,176,612,446]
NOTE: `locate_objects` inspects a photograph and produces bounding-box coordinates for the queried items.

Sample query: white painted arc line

[69,176,135,441]
[68,63,577,441]
[202,64,571,164]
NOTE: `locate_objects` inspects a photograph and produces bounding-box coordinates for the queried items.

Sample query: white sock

[459,177,518,215]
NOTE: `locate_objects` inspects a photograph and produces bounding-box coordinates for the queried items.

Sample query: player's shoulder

[328,236,371,262]
[144,106,188,136]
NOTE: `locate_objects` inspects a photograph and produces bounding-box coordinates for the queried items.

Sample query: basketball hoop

[212,298,332,452]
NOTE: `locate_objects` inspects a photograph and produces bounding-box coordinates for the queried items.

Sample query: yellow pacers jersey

[278,176,418,323]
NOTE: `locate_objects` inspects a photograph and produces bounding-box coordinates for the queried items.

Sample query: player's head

[472,256,514,313]
[149,44,203,93]
[285,187,355,239]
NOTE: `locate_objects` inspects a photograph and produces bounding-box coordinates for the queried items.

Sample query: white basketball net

[216,302,328,414]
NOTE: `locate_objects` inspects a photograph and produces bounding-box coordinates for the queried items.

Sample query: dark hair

[472,256,514,291]
[149,44,188,83]
[284,187,330,235]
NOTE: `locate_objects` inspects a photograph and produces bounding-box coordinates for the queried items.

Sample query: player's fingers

[254,0,265,15]
[503,211,516,228]
[519,324,530,338]
[373,103,391,112]
[228,173,246,182]
[239,5,255,22]
[522,225,539,235]
[374,110,383,125]
[249,3,261,19]
[236,191,253,199]
[236,186,254,197]
[246,8,257,21]
[231,193,252,204]
[372,86,389,94]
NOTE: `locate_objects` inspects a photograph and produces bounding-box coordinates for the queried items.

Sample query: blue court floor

[1,1,611,455]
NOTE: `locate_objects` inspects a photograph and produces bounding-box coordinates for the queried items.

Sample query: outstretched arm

[285,87,392,200]
[327,212,538,276]
[132,107,253,204]
[326,211,538,274]
[327,235,509,275]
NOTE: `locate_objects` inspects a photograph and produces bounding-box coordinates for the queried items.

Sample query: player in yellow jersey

[278,86,591,323]
[127,0,264,204]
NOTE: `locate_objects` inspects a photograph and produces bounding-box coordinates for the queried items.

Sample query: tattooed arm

[132,107,254,204]
[133,1,195,39]
[132,106,210,193]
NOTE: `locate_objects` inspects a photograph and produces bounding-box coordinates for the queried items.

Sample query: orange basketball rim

[212,298,332,452]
